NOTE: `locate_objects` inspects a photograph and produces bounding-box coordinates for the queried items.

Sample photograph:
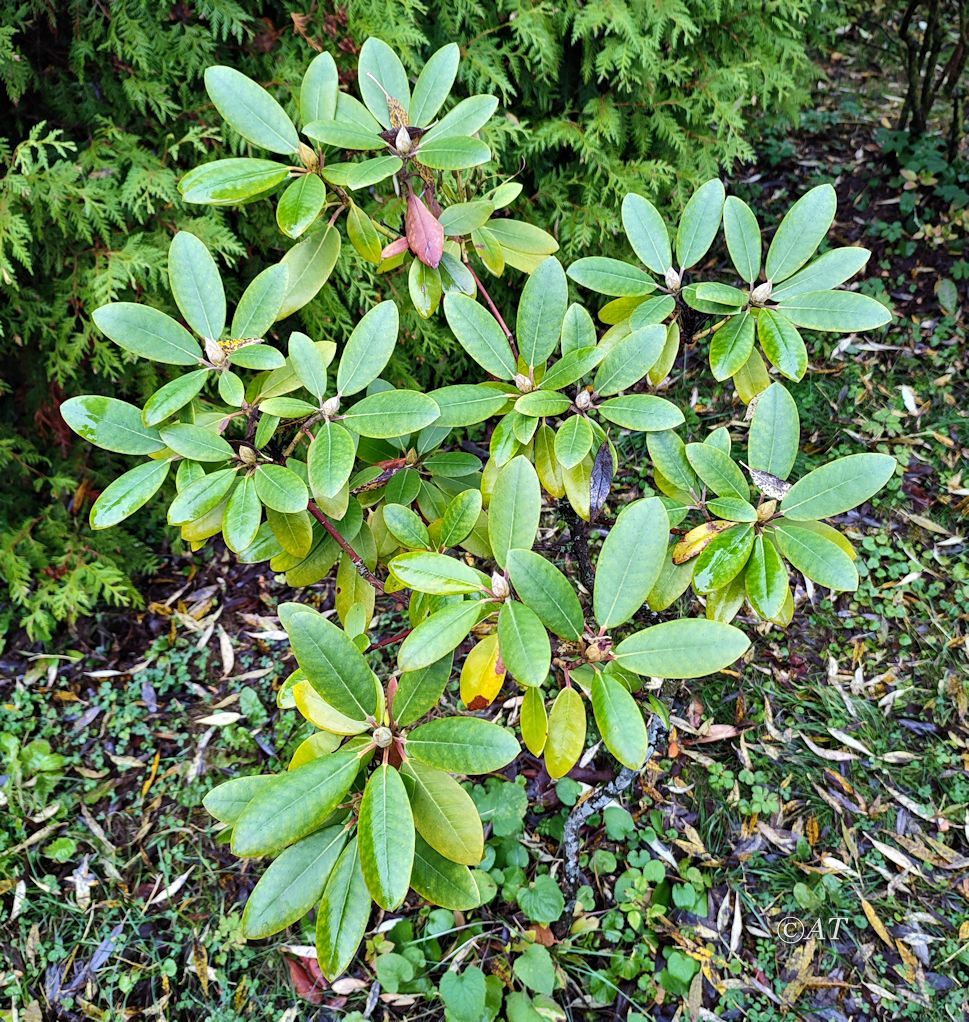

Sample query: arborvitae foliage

[1,2,836,644]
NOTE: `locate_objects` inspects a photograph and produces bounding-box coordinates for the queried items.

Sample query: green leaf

[554,415,593,470]
[142,369,210,426]
[774,290,891,332]
[421,95,498,142]
[159,423,233,462]
[383,504,431,550]
[179,158,290,205]
[347,203,382,262]
[513,944,555,996]
[276,174,326,239]
[325,155,402,188]
[707,497,757,523]
[409,43,459,125]
[410,833,482,910]
[675,179,725,270]
[540,346,603,391]
[358,37,410,128]
[498,601,550,688]
[710,312,756,381]
[401,760,483,865]
[232,746,363,856]
[337,300,399,397]
[219,369,245,406]
[506,548,583,640]
[316,838,371,981]
[781,453,896,520]
[167,466,236,526]
[242,826,346,939]
[744,535,788,618]
[429,384,511,427]
[748,382,799,480]
[229,343,286,370]
[561,303,597,354]
[61,396,164,455]
[277,224,341,320]
[591,673,648,770]
[517,873,564,925]
[567,257,657,297]
[545,687,586,779]
[168,231,225,339]
[93,303,201,365]
[593,497,669,628]
[288,332,327,400]
[440,967,487,1022]
[232,264,289,339]
[769,247,872,301]
[444,293,517,379]
[621,193,672,274]
[359,765,415,910]
[223,474,261,553]
[440,490,483,549]
[488,456,541,568]
[90,459,171,530]
[772,521,858,591]
[409,259,443,319]
[647,430,696,495]
[694,282,749,307]
[398,601,487,673]
[300,51,338,124]
[722,196,761,283]
[267,507,313,558]
[614,619,750,678]
[597,395,685,432]
[406,716,520,774]
[765,183,836,282]
[340,389,440,439]
[692,524,755,594]
[204,66,299,154]
[303,119,381,151]
[307,422,356,500]
[521,687,548,756]
[593,324,665,396]
[757,308,807,381]
[685,443,749,500]
[202,774,277,825]
[391,552,484,595]
[418,135,491,170]
[281,603,378,719]
[514,391,572,417]
[517,257,568,368]
[254,464,307,514]
[439,201,494,237]
[394,654,453,727]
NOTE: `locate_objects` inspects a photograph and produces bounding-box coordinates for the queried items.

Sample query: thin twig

[556,714,668,931]
[306,500,407,609]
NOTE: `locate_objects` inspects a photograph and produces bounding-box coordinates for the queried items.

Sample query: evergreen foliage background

[0,0,836,643]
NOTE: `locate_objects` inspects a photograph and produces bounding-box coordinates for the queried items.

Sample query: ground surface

[2,57,968,1022]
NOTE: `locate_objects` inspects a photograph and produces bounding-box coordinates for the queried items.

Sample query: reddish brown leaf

[406,191,444,268]
[284,953,328,1005]
[381,237,409,260]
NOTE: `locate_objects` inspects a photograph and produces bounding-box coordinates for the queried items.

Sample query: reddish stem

[367,627,412,652]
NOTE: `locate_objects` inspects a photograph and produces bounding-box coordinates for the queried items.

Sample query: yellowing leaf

[672,520,735,564]
[460,634,506,710]
[294,680,370,735]
[545,686,586,779]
